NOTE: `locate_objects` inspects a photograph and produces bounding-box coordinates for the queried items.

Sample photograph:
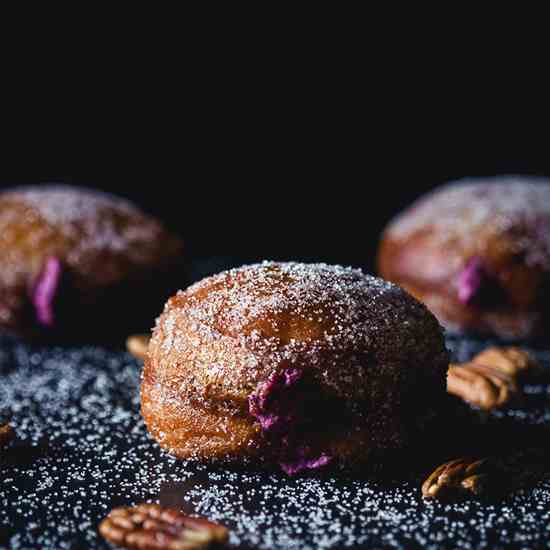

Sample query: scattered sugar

[0,333,549,548]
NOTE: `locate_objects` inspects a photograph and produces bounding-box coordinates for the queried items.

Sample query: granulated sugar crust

[0,186,183,331]
[151,261,446,399]
[144,262,448,463]
[385,177,550,269]
[0,185,179,268]
[1,331,549,549]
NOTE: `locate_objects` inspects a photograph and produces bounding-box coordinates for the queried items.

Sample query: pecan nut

[99,503,229,549]
[447,346,537,410]
[0,408,14,447]
[422,457,487,499]
[0,423,14,447]
[422,449,548,501]
[126,334,150,361]
[472,347,538,378]
[447,363,515,410]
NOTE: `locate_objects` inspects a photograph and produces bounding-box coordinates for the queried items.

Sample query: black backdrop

[3,41,550,273]
[2,119,549,274]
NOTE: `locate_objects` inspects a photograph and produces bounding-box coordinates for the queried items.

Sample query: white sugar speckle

[0,334,549,548]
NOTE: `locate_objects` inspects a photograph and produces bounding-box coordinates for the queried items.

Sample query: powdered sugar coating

[5,185,139,225]
[176,261,441,357]
[385,177,550,269]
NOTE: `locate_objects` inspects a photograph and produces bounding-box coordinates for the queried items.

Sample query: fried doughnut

[0,185,183,338]
[141,262,449,474]
[378,177,550,339]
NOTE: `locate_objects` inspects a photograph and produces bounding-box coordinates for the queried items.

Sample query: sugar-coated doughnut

[0,185,183,337]
[141,262,448,474]
[378,177,550,339]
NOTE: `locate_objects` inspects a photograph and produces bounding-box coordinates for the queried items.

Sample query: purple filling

[457,256,488,304]
[31,257,62,327]
[249,368,302,432]
[249,368,333,475]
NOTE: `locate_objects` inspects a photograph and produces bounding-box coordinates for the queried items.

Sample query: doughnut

[141,262,449,474]
[378,177,550,339]
[0,185,183,338]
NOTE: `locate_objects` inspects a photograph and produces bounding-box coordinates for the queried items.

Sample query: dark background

[3,34,550,274]
[2,104,549,274]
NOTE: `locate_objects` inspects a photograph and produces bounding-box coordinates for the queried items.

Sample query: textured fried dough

[0,185,183,336]
[142,262,449,473]
[379,177,550,339]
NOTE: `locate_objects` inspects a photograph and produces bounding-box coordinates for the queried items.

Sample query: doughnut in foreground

[141,262,449,474]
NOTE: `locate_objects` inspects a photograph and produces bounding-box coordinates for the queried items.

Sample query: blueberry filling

[249,368,334,475]
[31,257,63,327]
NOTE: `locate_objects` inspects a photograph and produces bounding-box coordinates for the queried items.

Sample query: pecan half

[422,449,548,501]
[422,458,486,499]
[447,347,538,410]
[0,423,14,447]
[126,334,150,361]
[99,504,229,549]
[0,408,14,447]
[472,347,538,378]
[447,363,515,410]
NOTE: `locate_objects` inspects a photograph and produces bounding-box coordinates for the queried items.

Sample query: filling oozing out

[249,368,334,475]
[457,257,486,304]
[457,256,503,306]
[31,257,63,327]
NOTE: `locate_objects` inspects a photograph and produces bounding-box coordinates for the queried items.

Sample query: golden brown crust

[381,274,544,339]
[141,369,260,460]
[378,178,550,339]
[0,185,183,334]
[142,262,449,471]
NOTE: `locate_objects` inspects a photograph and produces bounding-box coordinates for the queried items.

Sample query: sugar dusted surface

[3,185,140,224]
[0,185,178,271]
[1,333,549,549]
[153,261,446,398]
[144,262,449,463]
[183,261,400,332]
[386,177,550,268]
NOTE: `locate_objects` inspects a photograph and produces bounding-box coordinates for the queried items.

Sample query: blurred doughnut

[0,185,183,338]
[379,177,550,339]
